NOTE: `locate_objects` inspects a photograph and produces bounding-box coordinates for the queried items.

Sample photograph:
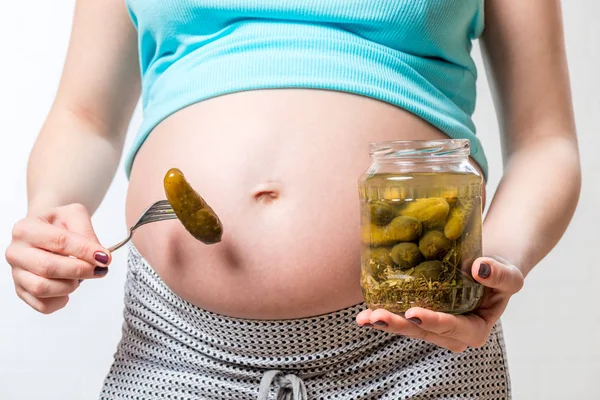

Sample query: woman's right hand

[5,203,112,314]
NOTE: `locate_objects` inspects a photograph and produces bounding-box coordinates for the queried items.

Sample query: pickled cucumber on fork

[164,168,223,244]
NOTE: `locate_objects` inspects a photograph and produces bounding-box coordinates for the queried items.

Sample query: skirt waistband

[102,245,511,399]
[125,244,397,373]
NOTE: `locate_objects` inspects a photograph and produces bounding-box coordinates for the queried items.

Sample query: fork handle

[108,230,133,253]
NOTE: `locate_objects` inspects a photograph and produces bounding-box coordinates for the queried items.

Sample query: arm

[479,0,580,276]
[358,0,581,350]
[27,0,140,215]
[5,0,140,314]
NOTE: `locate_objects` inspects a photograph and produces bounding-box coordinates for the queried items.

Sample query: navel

[252,181,282,204]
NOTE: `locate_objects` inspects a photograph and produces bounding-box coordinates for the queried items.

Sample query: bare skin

[126,89,473,319]
[6,0,579,351]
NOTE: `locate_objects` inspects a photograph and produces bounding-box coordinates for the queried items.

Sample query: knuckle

[68,280,80,293]
[81,227,98,240]
[35,302,54,315]
[15,286,26,301]
[57,296,69,310]
[74,261,90,278]
[51,232,70,252]
[34,298,68,315]
[38,257,57,277]
[30,279,51,297]
[79,242,94,258]
[440,325,458,338]
[71,239,92,260]
[492,265,507,287]
[5,245,18,265]
[11,220,26,239]
[11,267,21,282]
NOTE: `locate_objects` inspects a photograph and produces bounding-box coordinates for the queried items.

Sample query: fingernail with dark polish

[94,252,109,265]
[478,263,491,279]
[361,323,374,328]
[408,317,422,325]
[373,321,388,327]
[94,266,109,277]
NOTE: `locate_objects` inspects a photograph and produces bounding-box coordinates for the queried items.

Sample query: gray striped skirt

[100,246,511,399]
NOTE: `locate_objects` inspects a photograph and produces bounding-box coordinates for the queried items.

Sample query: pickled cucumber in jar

[361,216,422,246]
[359,167,484,315]
[399,197,450,229]
[419,231,452,259]
[390,242,421,270]
[369,201,396,226]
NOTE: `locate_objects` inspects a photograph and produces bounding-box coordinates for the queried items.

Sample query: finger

[15,285,69,315]
[7,246,104,280]
[14,268,79,298]
[472,257,524,294]
[364,309,468,352]
[12,219,110,266]
[356,309,374,326]
[404,307,490,348]
[49,203,112,265]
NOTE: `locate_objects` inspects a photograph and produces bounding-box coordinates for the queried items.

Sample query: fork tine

[151,199,172,207]
[141,214,178,223]
[150,200,172,207]
[148,203,174,211]
[139,213,174,224]
[146,208,174,215]
[146,200,174,212]
[134,213,178,230]
[139,211,176,222]
[146,207,175,215]
[109,199,178,252]
[136,200,168,217]
[133,200,175,225]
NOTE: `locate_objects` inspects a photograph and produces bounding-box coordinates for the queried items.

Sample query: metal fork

[108,199,177,252]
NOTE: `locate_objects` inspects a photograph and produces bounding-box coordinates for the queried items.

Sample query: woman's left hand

[356,256,524,353]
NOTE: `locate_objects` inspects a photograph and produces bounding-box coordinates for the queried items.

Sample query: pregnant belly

[126,89,481,319]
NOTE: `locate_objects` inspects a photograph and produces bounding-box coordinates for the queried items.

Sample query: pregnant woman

[6,1,580,398]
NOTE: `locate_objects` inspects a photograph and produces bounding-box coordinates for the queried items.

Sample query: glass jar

[358,139,484,315]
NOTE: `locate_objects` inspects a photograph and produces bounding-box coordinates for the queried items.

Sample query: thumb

[471,256,524,295]
[59,204,111,265]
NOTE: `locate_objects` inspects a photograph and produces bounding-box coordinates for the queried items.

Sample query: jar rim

[369,139,470,159]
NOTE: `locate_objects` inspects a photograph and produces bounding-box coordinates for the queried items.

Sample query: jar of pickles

[358,139,484,315]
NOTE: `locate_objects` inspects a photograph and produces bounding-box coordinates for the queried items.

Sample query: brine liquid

[359,172,484,315]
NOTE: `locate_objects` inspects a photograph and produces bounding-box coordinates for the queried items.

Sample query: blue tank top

[124,0,488,179]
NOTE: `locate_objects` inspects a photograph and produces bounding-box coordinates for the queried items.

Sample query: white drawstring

[258,370,308,400]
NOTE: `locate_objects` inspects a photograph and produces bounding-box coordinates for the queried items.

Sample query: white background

[0,1,598,399]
